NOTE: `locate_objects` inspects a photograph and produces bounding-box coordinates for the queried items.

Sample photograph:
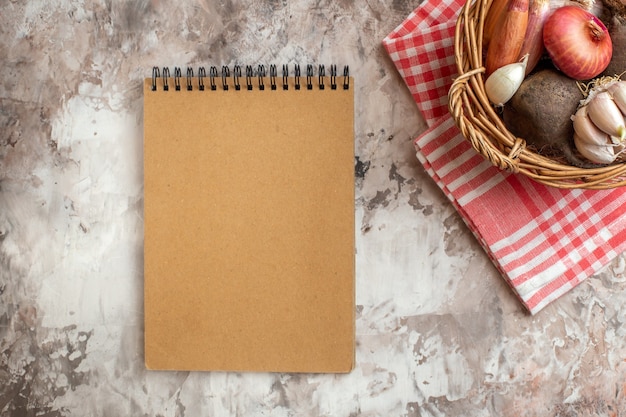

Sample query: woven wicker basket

[448,0,626,189]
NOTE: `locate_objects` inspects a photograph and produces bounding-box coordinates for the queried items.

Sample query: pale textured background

[2,0,626,416]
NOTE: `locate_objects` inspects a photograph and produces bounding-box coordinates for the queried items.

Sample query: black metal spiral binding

[306,64,313,90]
[174,67,182,91]
[330,65,337,90]
[186,67,194,91]
[282,65,288,90]
[198,67,206,91]
[162,67,170,91]
[150,64,351,92]
[209,66,218,91]
[294,64,301,90]
[246,65,253,90]
[258,65,266,90]
[151,67,160,91]
[233,65,241,90]
[270,65,277,91]
[221,66,230,91]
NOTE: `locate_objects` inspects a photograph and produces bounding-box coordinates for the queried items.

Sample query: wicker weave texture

[448,0,626,189]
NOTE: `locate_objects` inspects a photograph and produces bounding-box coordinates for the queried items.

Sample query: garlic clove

[574,133,617,164]
[571,105,612,146]
[585,91,626,141]
[615,143,626,162]
[608,80,626,116]
[485,55,528,106]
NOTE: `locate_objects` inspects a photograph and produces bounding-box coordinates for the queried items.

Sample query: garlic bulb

[574,133,621,164]
[572,106,610,147]
[585,91,626,141]
[572,77,626,164]
[608,81,626,115]
[485,55,528,106]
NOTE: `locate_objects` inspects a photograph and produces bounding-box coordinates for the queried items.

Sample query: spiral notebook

[143,64,355,373]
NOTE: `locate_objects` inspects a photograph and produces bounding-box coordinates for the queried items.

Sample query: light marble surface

[3,0,626,416]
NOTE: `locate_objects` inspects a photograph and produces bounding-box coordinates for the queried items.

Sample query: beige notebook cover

[143,65,355,372]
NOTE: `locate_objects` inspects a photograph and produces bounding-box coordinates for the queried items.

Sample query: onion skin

[517,0,551,75]
[485,0,529,76]
[542,6,613,80]
[483,0,510,49]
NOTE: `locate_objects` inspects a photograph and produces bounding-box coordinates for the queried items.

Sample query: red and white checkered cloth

[383,0,626,314]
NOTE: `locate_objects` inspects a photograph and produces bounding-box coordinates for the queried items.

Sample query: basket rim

[448,0,626,189]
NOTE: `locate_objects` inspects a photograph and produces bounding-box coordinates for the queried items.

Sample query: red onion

[542,5,612,80]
